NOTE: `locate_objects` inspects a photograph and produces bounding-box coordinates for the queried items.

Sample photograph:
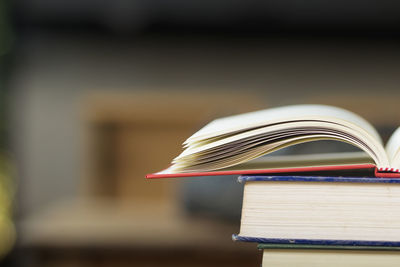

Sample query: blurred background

[2,0,400,266]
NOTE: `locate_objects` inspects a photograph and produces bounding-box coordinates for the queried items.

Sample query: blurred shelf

[18,92,264,266]
[19,198,260,266]
[20,198,254,252]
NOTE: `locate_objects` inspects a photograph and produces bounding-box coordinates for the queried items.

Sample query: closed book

[234,176,400,246]
[258,243,400,267]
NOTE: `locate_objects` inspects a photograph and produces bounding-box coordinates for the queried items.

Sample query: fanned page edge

[176,105,392,173]
[186,105,382,144]
[145,164,400,179]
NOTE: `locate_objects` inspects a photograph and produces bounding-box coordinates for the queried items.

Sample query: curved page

[186,105,381,144]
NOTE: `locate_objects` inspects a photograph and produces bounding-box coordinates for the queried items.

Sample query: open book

[147,105,400,178]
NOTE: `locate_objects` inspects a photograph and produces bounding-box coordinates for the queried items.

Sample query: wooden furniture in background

[20,90,264,267]
[83,91,263,206]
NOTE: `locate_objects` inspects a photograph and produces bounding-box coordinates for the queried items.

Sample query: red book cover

[146,164,400,179]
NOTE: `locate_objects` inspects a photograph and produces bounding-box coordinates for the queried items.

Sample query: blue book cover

[238,175,400,184]
[233,234,400,247]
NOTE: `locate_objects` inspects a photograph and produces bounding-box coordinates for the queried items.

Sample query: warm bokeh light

[0,154,15,258]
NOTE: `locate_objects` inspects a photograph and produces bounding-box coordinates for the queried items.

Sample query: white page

[186,105,381,144]
[176,121,387,167]
[386,127,400,168]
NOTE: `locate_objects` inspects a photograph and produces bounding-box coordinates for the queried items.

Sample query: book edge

[232,235,400,247]
[256,243,400,251]
[237,175,400,184]
[146,164,379,179]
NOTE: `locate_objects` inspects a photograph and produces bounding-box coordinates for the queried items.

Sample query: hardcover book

[257,243,400,267]
[234,175,400,246]
[147,105,400,179]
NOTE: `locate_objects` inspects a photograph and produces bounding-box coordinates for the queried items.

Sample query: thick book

[147,105,400,179]
[257,243,400,267]
[234,175,400,246]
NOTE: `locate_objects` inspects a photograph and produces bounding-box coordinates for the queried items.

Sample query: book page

[386,127,400,168]
[168,105,394,173]
[187,105,381,144]
[171,122,385,172]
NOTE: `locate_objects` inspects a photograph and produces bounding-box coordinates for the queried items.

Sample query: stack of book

[235,175,400,266]
[147,105,400,266]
